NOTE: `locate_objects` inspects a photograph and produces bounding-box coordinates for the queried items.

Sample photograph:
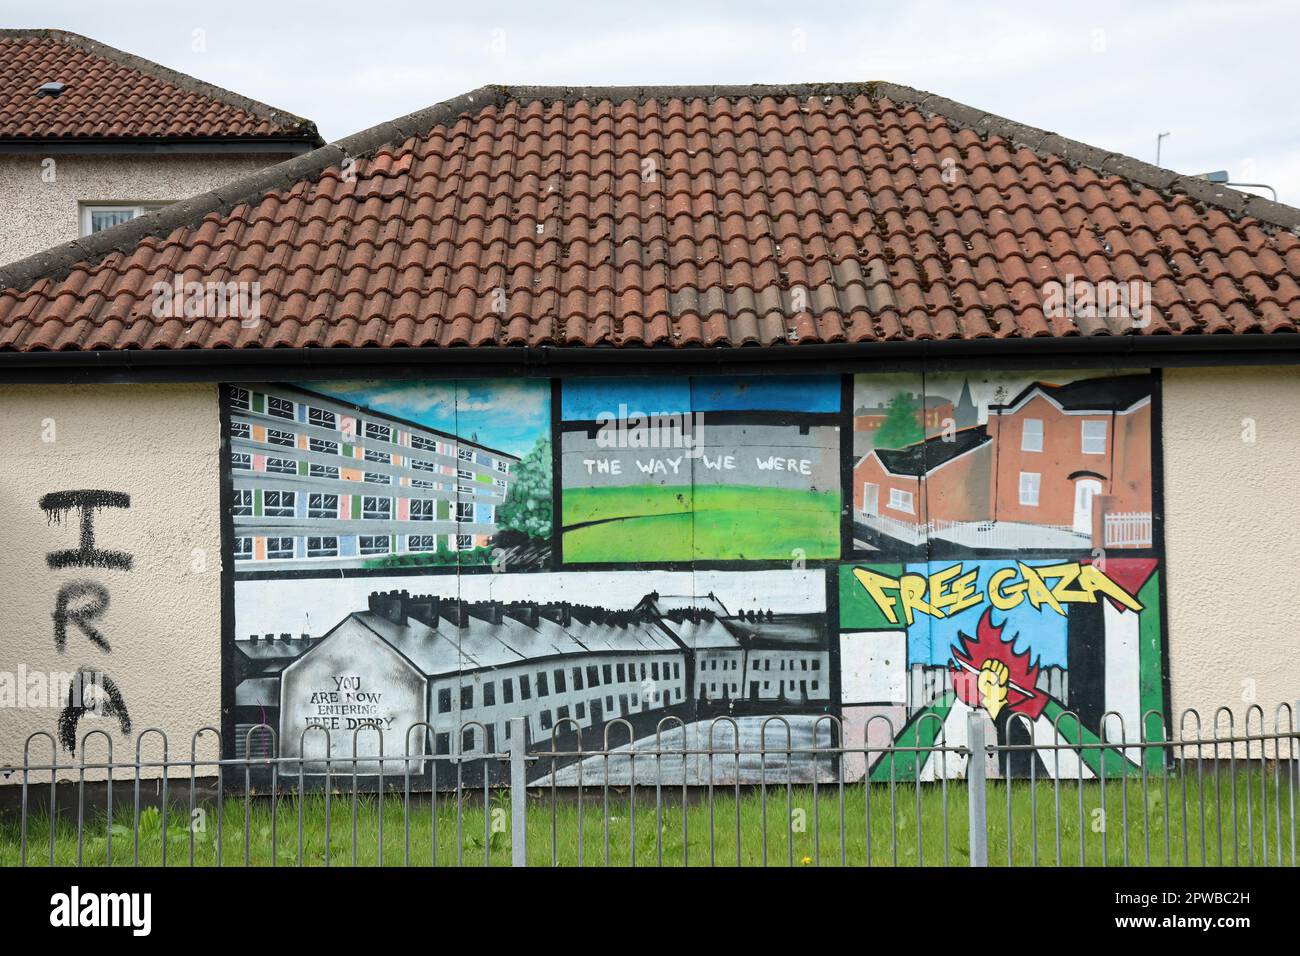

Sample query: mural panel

[851,370,1154,556]
[559,375,842,563]
[231,569,832,784]
[839,557,1164,780]
[226,379,551,573]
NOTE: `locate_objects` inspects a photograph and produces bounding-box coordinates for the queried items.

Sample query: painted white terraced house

[227,384,518,567]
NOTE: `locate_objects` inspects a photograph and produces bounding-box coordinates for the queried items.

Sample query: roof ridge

[0,28,322,143]
[3,81,1297,298]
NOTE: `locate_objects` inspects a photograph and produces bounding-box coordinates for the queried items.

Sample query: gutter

[0,333,1297,384]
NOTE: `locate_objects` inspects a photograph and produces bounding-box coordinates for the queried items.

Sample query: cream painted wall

[1163,365,1300,732]
[0,384,222,776]
[0,152,296,266]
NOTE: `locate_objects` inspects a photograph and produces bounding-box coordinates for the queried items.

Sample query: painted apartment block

[228,384,518,568]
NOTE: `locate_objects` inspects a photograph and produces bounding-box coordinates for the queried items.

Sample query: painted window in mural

[221,370,1166,787]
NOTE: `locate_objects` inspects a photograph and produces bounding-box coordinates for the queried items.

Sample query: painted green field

[3,772,1290,867]
[562,484,840,562]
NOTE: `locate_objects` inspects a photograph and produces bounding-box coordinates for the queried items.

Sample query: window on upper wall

[80,203,169,236]
[1019,472,1041,506]
[1081,419,1108,455]
[1021,418,1044,452]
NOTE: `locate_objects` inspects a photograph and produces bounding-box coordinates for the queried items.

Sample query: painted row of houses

[228,385,520,568]
[232,589,829,770]
[853,375,1154,552]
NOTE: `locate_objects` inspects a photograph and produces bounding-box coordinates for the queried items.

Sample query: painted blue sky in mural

[298,379,549,458]
[561,375,840,420]
[905,560,1069,669]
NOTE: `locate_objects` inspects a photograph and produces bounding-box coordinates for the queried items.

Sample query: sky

[6,1,1298,205]
[561,375,840,419]
[298,378,548,457]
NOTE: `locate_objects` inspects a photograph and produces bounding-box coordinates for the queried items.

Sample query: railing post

[509,717,527,867]
[967,712,988,867]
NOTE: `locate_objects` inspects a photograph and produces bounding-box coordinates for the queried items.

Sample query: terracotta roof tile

[2,82,1298,354]
[0,29,319,143]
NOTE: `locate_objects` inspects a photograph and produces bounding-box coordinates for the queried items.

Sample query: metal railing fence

[2,704,1295,867]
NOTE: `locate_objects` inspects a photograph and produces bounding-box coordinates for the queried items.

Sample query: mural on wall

[852,370,1154,555]
[220,370,1165,786]
[839,557,1164,780]
[226,380,551,573]
[559,375,842,563]
[230,569,833,784]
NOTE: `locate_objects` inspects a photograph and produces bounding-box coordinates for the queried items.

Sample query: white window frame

[308,407,336,429]
[233,537,253,561]
[306,536,338,558]
[362,496,392,521]
[263,490,296,518]
[410,499,437,521]
[358,535,390,555]
[887,487,914,514]
[265,536,295,560]
[267,396,295,420]
[456,500,475,522]
[80,202,168,236]
[1021,418,1044,452]
[408,534,437,552]
[232,490,253,516]
[1081,419,1107,455]
[307,493,338,519]
[1019,471,1041,506]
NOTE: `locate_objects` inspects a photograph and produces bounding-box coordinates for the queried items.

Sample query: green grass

[3,771,1293,867]
[562,484,840,562]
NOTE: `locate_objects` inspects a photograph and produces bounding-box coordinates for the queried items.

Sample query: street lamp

[1194,170,1278,203]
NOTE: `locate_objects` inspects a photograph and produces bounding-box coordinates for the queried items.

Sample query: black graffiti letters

[58,668,131,753]
[52,581,111,652]
[42,489,134,752]
[40,489,133,570]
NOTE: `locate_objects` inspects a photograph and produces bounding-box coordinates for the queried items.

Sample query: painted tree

[497,436,552,541]
[875,392,924,449]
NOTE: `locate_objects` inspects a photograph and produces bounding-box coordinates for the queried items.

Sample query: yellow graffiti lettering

[852,561,1144,621]
[1078,564,1143,611]
[989,567,1026,610]
[899,573,940,625]
[852,568,903,625]
[1017,562,1065,615]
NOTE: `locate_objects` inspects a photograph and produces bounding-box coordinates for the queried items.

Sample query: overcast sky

[9,1,1297,205]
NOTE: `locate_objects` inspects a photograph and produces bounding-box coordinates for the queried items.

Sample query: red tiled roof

[1,82,1297,354]
[0,29,320,142]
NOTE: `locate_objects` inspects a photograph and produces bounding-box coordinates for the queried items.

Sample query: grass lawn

[3,771,1292,867]
[562,484,840,562]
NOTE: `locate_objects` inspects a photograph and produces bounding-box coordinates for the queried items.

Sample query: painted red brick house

[985,375,1153,541]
